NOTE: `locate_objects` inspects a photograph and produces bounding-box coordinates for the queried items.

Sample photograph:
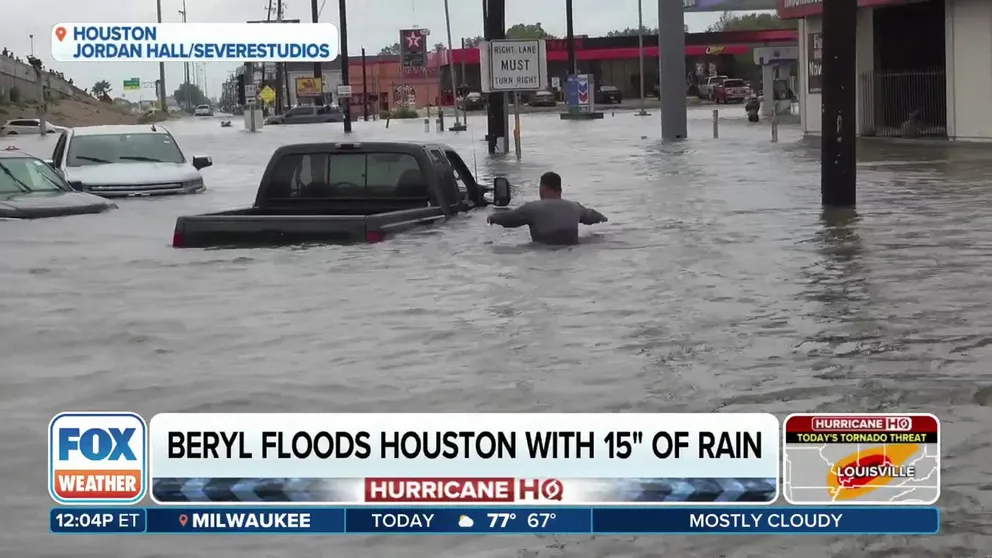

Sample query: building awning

[684,0,778,12]
[777,0,921,19]
[445,44,753,66]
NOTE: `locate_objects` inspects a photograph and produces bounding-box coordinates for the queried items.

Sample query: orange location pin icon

[55,27,67,42]
[178,514,189,527]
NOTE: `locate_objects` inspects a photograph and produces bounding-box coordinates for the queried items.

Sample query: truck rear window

[267,152,427,199]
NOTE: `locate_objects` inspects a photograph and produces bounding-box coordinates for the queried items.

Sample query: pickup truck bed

[174,203,445,247]
[173,141,503,248]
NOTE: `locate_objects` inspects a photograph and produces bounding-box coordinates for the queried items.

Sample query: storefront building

[426,30,797,102]
[784,0,992,141]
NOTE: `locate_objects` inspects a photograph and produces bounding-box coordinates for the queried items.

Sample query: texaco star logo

[405,32,422,49]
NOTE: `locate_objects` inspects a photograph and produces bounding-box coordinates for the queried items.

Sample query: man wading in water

[487,172,608,245]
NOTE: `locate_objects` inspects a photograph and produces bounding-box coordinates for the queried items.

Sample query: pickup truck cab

[172,141,510,248]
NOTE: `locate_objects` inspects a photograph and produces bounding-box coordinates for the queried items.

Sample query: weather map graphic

[782,414,940,505]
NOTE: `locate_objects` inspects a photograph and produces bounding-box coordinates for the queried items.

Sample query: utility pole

[635,0,649,116]
[311,0,324,106]
[339,0,352,132]
[275,0,286,113]
[361,47,369,121]
[821,0,858,207]
[156,0,167,111]
[565,0,576,75]
[179,1,190,111]
[443,0,460,127]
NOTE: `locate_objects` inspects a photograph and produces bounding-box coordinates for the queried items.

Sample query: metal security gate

[858,69,947,138]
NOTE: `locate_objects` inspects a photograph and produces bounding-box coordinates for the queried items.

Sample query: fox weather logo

[48,412,147,505]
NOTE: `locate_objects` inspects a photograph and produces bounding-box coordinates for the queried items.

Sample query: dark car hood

[0,191,117,219]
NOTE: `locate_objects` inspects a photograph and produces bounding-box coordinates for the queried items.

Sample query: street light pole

[636,0,649,116]
[29,34,34,56]
[443,0,461,127]
[179,5,191,111]
[156,0,167,111]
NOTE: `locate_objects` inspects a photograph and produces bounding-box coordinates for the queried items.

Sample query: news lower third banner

[50,506,941,535]
[49,412,940,508]
[147,413,780,505]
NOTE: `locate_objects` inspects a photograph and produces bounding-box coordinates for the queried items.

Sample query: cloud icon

[458,515,474,528]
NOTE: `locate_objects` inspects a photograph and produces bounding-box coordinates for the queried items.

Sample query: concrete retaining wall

[0,57,78,103]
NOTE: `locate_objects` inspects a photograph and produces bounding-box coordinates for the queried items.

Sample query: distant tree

[433,42,447,50]
[463,35,486,47]
[706,12,796,32]
[605,26,657,37]
[91,80,111,97]
[378,42,401,56]
[506,22,557,39]
[173,82,209,109]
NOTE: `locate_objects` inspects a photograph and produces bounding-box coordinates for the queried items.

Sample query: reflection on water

[1,112,991,557]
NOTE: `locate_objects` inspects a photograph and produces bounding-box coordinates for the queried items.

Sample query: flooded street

[3,109,991,557]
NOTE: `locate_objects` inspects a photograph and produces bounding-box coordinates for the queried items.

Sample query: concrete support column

[658,0,687,140]
[761,65,775,116]
[821,0,858,207]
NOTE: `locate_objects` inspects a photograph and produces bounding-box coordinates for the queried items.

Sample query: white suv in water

[0,118,67,136]
[193,104,213,116]
[46,124,212,197]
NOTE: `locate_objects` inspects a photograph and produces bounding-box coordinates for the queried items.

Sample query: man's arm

[487,203,532,228]
[578,205,608,225]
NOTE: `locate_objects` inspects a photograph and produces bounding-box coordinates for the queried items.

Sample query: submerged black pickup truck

[172,141,510,248]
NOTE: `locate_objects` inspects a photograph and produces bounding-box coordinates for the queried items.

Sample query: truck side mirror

[492,177,511,207]
[192,156,212,170]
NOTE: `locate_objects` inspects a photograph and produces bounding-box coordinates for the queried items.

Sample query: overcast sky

[4,0,768,100]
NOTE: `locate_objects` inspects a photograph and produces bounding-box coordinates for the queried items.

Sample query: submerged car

[0,147,116,218]
[459,92,486,111]
[47,125,212,197]
[528,90,557,107]
[265,105,344,125]
[172,141,511,248]
[0,119,67,136]
[595,85,623,104]
[193,104,214,116]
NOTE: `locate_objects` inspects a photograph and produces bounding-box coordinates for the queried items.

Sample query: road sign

[245,84,257,99]
[295,77,323,97]
[123,78,140,91]
[259,86,275,104]
[337,85,352,98]
[481,39,548,93]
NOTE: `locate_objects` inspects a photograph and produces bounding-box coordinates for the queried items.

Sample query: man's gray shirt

[488,198,607,245]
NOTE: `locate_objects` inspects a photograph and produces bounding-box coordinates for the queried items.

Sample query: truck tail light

[172,229,185,247]
[366,230,384,243]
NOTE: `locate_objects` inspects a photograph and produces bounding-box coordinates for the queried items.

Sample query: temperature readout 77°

[549,431,763,459]
[488,512,556,529]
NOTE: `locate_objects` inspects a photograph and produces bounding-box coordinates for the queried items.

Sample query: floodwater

[2,108,991,557]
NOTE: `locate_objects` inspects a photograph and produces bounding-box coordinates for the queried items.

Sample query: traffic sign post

[479,39,548,157]
[480,39,547,93]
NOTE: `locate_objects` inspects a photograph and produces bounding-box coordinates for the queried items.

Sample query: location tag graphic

[55,26,66,42]
[178,514,188,527]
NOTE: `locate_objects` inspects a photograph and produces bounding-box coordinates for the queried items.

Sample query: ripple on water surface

[1,113,991,557]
